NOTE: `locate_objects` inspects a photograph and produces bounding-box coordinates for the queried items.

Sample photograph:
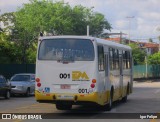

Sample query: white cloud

[1,0,30,6]
[115,20,128,29]
[140,12,160,21]
[0,0,29,13]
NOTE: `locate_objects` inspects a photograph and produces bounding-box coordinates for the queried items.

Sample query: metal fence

[0,64,160,79]
[0,64,35,79]
[133,65,160,79]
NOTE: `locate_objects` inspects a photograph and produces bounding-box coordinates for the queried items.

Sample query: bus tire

[122,84,129,102]
[104,89,113,111]
[56,103,72,110]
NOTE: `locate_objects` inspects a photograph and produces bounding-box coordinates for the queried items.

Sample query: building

[105,37,159,55]
[137,42,159,55]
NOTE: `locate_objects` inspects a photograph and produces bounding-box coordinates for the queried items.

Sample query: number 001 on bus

[35,36,133,111]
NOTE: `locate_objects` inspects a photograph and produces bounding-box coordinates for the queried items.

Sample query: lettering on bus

[59,73,70,79]
[59,71,89,81]
[72,71,89,81]
[78,89,89,93]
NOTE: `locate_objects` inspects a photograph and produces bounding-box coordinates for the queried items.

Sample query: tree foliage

[14,0,111,36]
[0,38,22,64]
[0,0,112,64]
[128,43,147,65]
[148,52,160,64]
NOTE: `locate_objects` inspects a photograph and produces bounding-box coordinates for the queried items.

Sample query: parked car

[10,73,35,97]
[0,75,11,99]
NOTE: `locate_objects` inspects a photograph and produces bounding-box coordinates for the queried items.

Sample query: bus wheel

[104,90,113,111]
[56,103,72,110]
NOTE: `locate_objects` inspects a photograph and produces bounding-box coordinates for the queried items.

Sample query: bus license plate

[60,84,71,89]
[57,95,74,100]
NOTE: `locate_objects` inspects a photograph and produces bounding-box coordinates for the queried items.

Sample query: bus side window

[116,49,120,69]
[98,45,104,71]
[123,51,131,69]
[105,54,109,76]
[109,48,113,70]
[127,51,131,69]
[123,51,126,69]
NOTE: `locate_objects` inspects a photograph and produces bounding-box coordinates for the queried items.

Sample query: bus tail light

[36,78,40,82]
[92,79,96,83]
[37,82,41,87]
[91,79,96,88]
[90,83,95,88]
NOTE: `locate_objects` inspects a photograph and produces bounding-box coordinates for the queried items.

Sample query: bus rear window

[38,38,94,61]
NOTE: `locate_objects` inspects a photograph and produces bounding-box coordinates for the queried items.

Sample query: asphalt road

[0,81,160,122]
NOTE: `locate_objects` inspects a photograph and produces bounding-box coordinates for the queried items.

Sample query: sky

[0,0,160,42]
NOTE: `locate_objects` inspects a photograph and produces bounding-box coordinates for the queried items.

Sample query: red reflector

[37,82,41,87]
[36,78,40,82]
[90,83,95,88]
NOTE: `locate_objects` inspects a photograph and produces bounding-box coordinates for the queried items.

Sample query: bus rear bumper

[35,90,104,105]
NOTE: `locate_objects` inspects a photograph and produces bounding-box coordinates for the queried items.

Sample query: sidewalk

[133,79,160,88]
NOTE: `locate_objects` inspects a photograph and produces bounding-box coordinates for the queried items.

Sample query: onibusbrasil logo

[1,114,42,120]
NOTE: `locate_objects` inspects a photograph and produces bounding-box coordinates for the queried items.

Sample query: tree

[14,0,111,36]
[148,52,160,64]
[0,0,112,64]
[0,39,22,64]
[128,43,147,65]
[0,13,22,64]
[14,0,111,63]
[0,12,15,42]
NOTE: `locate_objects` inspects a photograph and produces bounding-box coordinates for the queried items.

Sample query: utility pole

[126,16,134,44]
[87,25,89,36]
[120,31,122,44]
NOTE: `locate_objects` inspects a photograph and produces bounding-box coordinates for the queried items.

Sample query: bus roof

[96,38,131,50]
[39,35,94,40]
[39,35,131,50]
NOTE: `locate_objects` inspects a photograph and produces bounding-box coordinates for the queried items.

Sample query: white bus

[35,36,133,110]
